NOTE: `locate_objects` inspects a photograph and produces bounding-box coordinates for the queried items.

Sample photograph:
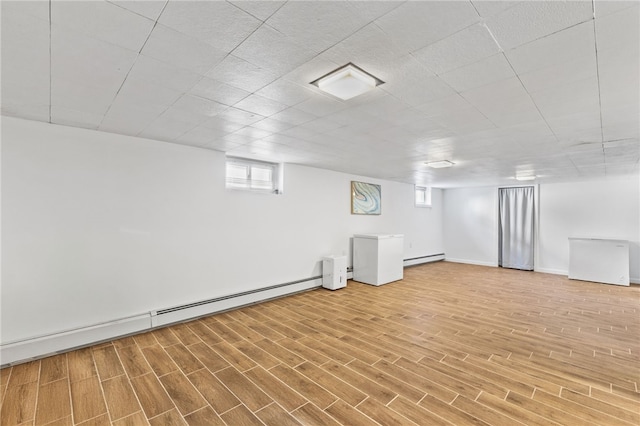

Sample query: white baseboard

[534,267,567,276]
[404,254,445,267]
[444,258,498,267]
[151,278,322,327]
[0,314,151,366]
[1,277,322,367]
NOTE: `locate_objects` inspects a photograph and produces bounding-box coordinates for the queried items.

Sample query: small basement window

[226,156,282,194]
[415,185,431,207]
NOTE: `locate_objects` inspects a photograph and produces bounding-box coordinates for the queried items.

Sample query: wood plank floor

[1,261,639,425]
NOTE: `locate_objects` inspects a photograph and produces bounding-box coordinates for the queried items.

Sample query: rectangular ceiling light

[425,160,454,168]
[515,175,536,181]
[311,63,383,101]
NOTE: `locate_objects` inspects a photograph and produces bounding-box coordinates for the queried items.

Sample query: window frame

[414,185,432,208]
[225,156,282,194]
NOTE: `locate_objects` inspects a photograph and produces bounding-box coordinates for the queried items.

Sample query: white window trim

[226,156,283,194]
[415,185,432,207]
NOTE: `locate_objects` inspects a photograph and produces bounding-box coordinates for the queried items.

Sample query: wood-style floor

[1,261,639,425]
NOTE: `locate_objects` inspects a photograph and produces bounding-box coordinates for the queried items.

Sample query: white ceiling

[2,0,638,188]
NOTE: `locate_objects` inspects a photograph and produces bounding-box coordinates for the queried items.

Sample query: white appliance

[353,234,404,286]
[568,238,629,286]
[322,255,347,290]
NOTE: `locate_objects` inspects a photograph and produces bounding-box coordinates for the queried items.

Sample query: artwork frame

[351,181,381,215]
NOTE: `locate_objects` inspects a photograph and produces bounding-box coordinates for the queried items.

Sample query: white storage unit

[568,238,630,286]
[322,255,347,290]
[353,234,404,286]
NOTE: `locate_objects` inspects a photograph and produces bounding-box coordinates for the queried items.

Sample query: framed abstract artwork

[351,181,381,215]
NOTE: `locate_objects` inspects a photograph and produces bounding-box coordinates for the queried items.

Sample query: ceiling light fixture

[515,175,536,181]
[425,160,454,168]
[310,63,384,100]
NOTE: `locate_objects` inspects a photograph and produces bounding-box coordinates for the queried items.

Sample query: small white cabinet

[353,234,404,286]
[322,255,347,290]
[569,238,629,286]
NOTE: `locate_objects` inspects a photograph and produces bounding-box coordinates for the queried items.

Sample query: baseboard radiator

[403,253,445,267]
[0,276,322,367]
[151,277,322,327]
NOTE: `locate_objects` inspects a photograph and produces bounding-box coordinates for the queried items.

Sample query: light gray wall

[443,179,640,282]
[1,117,444,344]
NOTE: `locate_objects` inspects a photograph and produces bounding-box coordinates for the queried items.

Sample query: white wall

[1,117,443,345]
[537,178,639,280]
[443,179,640,282]
[442,186,498,266]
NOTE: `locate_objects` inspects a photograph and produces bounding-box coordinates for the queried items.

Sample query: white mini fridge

[353,234,404,286]
[322,255,347,290]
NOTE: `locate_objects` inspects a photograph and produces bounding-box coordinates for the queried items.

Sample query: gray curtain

[499,186,534,270]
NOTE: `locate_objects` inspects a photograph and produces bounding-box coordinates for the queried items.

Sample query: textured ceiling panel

[1,0,638,188]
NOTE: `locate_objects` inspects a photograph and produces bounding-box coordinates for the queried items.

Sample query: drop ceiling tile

[283,56,341,87]
[489,108,543,128]
[50,106,104,130]
[486,1,594,50]
[603,122,640,143]
[52,78,119,116]
[413,24,501,75]
[172,95,229,118]
[138,116,196,142]
[215,107,266,126]
[175,125,232,148]
[255,79,316,107]
[265,2,375,55]
[594,0,638,18]
[429,107,496,135]
[232,126,273,141]
[204,137,244,153]
[155,105,209,128]
[52,1,154,52]
[322,23,411,68]
[416,94,475,117]
[108,1,167,21]
[505,20,595,75]
[232,24,316,75]
[189,77,251,106]
[1,0,49,22]
[293,96,349,117]
[299,117,345,134]
[461,77,526,106]
[595,5,639,51]
[51,27,137,95]
[115,76,183,109]
[601,105,640,137]
[471,1,522,18]
[474,93,540,119]
[1,104,49,123]
[159,1,261,53]
[207,55,278,93]
[99,100,165,136]
[382,75,455,107]
[374,2,480,53]
[229,1,285,21]
[1,8,50,109]
[277,126,324,143]
[200,116,245,133]
[269,107,317,126]
[251,118,294,133]
[127,54,202,93]
[439,54,516,92]
[518,53,597,93]
[141,24,227,75]
[604,139,640,163]
[233,94,290,117]
[530,76,600,117]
